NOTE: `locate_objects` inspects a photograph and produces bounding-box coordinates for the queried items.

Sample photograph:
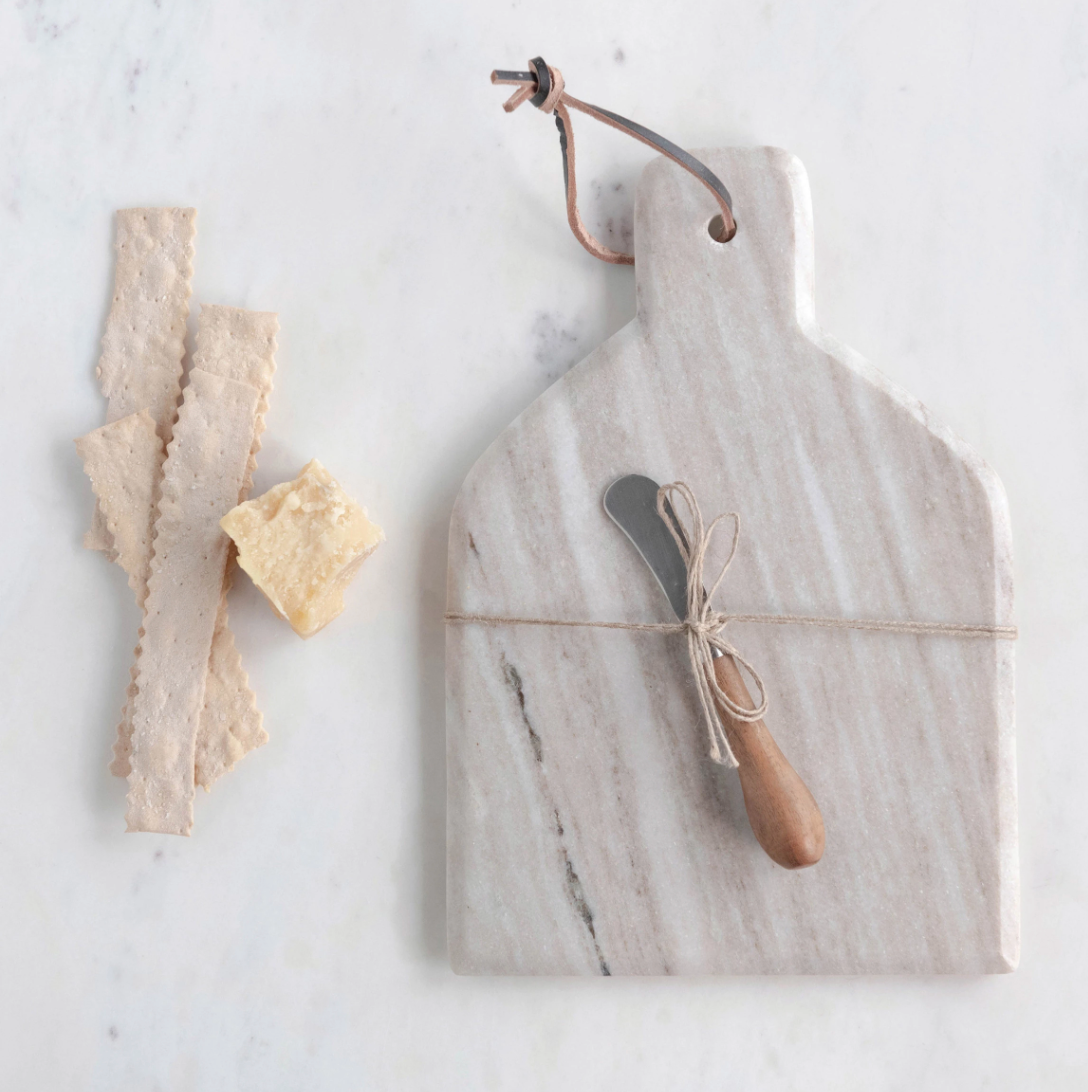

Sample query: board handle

[713,653,825,869]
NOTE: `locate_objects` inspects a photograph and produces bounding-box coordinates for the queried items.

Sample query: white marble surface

[0,0,1085,1086]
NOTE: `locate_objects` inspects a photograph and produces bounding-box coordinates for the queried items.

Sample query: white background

[2,1,1085,1088]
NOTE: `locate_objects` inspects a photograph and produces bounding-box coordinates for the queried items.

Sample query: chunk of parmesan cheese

[220,459,384,638]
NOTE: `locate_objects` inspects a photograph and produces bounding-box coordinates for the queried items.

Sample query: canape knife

[604,473,824,869]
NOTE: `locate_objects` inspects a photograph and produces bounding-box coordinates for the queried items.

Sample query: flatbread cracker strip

[125,369,261,835]
[109,306,279,782]
[189,305,278,787]
[75,411,163,607]
[97,208,196,437]
[86,208,196,551]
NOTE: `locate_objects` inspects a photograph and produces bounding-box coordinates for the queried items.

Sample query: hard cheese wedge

[221,459,383,638]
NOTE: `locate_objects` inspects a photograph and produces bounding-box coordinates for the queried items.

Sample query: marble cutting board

[445,147,1017,975]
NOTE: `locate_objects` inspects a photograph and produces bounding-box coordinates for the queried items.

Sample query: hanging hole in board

[707,213,737,244]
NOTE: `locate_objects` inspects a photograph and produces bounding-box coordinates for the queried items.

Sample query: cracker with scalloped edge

[86,207,195,552]
[190,305,278,788]
[75,410,162,606]
[125,369,260,835]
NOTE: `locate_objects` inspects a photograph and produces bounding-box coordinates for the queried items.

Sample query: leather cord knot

[527,57,565,114]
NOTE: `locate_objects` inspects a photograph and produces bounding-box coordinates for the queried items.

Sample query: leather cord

[492,57,737,265]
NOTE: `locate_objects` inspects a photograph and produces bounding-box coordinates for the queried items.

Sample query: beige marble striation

[446,147,1017,975]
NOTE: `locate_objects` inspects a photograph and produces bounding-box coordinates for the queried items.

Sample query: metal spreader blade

[603,474,690,622]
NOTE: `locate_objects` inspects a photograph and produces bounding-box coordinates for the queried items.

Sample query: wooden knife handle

[712,654,825,870]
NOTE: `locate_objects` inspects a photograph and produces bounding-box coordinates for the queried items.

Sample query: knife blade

[603,473,723,659]
[603,472,691,622]
[603,473,825,869]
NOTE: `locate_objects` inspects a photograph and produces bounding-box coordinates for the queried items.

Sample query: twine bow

[656,482,766,767]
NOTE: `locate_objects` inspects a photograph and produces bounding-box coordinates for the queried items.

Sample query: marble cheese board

[445,147,1017,975]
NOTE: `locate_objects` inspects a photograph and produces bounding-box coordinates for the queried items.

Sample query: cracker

[75,411,163,606]
[125,369,261,835]
[110,306,279,785]
[86,208,196,551]
[190,305,279,788]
